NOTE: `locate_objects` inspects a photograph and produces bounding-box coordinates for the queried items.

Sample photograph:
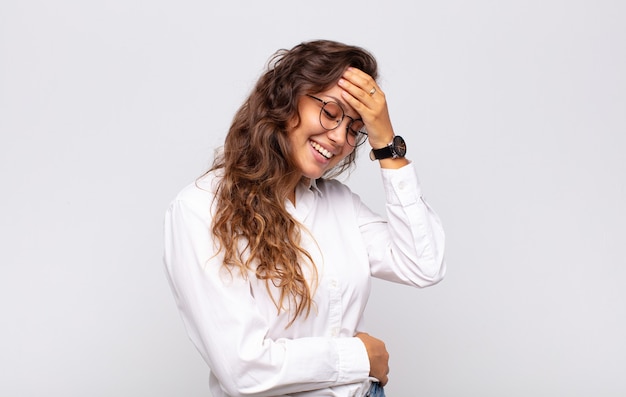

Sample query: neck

[287,177,311,206]
[288,191,296,206]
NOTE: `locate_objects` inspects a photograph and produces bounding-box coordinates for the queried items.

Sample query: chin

[302,171,324,180]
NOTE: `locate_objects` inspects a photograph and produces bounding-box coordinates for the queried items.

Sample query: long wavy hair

[208,40,378,326]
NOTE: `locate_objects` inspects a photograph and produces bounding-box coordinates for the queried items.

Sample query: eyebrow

[324,95,362,120]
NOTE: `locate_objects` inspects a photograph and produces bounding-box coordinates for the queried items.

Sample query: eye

[349,120,365,135]
[321,108,337,120]
[322,102,342,121]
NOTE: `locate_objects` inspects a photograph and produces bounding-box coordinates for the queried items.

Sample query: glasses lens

[319,102,343,130]
[347,120,367,147]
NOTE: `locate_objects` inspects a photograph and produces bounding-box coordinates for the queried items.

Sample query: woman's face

[288,84,360,180]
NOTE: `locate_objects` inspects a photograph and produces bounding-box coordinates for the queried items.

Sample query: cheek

[287,112,320,137]
[335,145,355,164]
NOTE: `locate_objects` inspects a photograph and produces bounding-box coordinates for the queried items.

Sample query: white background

[1,0,625,396]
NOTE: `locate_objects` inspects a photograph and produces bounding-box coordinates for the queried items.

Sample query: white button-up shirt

[163,163,446,397]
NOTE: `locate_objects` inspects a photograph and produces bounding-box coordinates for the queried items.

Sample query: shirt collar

[308,178,323,196]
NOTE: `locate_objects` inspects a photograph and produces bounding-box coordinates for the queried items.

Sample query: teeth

[310,140,333,159]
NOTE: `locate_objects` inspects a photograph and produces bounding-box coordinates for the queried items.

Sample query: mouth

[309,140,333,159]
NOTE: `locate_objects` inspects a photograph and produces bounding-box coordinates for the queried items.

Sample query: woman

[164,39,446,397]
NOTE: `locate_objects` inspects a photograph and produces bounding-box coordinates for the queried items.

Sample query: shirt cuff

[380,161,423,206]
[333,337,370,384]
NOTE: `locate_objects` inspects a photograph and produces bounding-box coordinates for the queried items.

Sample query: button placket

[327,276,342,338]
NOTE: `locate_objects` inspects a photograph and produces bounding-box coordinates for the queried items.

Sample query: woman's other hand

[356,332,390,386]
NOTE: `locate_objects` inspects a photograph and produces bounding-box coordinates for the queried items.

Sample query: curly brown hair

[208,40,378,326]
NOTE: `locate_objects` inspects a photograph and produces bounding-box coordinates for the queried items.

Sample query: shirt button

[398,181,406,190]
[329,279,338,289]
[331,327,339,337]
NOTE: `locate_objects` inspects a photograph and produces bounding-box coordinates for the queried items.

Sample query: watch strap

[369,135,406,160]
[370,145,394,160]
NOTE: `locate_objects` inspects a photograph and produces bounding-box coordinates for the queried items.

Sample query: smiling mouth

[309,140,333,159]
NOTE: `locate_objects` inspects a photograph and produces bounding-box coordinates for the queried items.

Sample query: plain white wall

[1,0,624,396]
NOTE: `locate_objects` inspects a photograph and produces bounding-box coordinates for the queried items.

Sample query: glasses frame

[306,94,368,147]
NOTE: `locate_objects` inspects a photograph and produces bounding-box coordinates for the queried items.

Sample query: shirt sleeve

[358,162,447,287]
[163,185,370,396]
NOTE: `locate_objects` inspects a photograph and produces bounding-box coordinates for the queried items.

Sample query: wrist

[369,135,406,161]
[368,134,395,150]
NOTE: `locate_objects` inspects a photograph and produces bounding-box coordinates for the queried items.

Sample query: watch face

[393,135,407,157]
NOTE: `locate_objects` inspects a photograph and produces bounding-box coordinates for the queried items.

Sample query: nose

[326,120,349,146]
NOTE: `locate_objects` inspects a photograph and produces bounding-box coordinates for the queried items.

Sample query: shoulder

[315,177,353,196]
[168,171,222,216]
[314,177,361,208]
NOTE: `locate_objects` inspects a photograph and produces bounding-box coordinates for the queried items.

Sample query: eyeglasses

[306,94,368,147]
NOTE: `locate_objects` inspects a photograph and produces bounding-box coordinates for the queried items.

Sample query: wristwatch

[369,135,406,160]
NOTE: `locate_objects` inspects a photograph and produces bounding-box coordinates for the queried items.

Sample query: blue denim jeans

[366,382,385,397]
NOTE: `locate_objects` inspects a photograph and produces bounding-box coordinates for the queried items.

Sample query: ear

[287,114,300,131]
[286,101,302,131]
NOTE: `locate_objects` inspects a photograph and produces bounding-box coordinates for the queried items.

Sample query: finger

[342,67,374,89]
[342,67,379,98]
[338,80,366,114]
[379,375,388,387]
[338,79,380,115]
[341,77,379,102]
